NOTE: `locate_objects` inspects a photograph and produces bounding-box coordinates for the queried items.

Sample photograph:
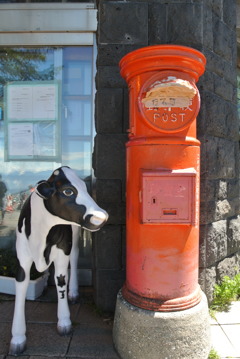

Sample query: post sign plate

[138,71,200,133]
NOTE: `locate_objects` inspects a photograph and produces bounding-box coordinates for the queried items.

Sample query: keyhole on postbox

[152,197,157,204]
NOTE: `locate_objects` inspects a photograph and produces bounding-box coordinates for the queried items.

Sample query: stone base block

[113,290,211,359]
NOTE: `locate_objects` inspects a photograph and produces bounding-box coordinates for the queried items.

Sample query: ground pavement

[0,286,239,359]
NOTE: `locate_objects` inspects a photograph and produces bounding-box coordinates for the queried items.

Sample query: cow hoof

[68,293,79,304]
[9,339,26,356]
[57,323,72,336]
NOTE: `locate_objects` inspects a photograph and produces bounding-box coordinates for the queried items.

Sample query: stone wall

[93,0,240,311]
[198,0,240,301]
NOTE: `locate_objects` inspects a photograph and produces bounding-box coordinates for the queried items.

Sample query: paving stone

[26,301,58,323]
[221,325,240,357]
[0,300,15,323]
[74,303,107,326]
[0,322,12,356]
[0,298,240,358]
[214,302,240,325]
[22,323,71,356]
[210,324,237,358]
[68,323,120,358]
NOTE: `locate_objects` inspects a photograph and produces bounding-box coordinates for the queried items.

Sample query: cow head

[35,166,108,231]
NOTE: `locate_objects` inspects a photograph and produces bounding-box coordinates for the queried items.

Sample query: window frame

[0,3,97,46]
[0,3,97,171]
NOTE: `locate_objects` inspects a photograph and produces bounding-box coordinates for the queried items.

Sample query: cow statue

[9,166,108,355]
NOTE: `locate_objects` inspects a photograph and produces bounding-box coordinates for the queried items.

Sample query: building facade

[94,0,240,311]
[0,0,239,312]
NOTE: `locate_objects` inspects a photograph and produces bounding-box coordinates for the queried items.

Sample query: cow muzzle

[83,210,108,231]
[90,210,108,227]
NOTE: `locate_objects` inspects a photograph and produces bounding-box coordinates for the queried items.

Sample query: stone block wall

[198,0,240,302]
[93,0,240,311]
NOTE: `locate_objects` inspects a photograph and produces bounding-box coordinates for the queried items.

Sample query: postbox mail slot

[141,169,196,224]
[163,209,177,216]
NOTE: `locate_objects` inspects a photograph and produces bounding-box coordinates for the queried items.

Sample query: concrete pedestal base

[113,290,211,359]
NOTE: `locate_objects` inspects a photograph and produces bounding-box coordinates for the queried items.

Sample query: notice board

[4,81,61,161]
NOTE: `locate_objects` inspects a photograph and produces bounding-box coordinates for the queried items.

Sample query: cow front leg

[9,256,32,355]
[68,226,80,303]
[54,252,72,336]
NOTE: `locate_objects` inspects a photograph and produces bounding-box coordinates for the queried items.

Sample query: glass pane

[0,46,93,253]
[63,100,92,136]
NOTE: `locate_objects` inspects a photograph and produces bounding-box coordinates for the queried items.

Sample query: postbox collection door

[141,170,196,224]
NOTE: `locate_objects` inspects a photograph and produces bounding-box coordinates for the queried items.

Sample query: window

[0,2,97,284]
[0,46,94,248]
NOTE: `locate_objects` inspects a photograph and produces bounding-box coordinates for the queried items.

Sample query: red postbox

[120,45,206,311]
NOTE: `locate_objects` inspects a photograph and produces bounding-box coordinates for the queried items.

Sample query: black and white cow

[9,166,108,355]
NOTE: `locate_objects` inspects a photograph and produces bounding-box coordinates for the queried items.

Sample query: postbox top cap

[119,45,206,82]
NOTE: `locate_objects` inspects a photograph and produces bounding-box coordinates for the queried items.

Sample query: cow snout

[82,209,108,231]
[90,211,108,227]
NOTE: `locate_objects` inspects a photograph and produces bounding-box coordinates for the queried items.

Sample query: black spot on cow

[57,274,66,287]
[15,258,26,282]
[18,196,31,238]
[41,168,87,225]
[59,290,65,299]
[44,225,73,265]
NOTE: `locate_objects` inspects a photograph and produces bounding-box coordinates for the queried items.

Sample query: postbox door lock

[151,196,157,204]
[141,168,196,225]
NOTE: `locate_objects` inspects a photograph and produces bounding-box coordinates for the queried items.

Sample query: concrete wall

[93,0,240,311]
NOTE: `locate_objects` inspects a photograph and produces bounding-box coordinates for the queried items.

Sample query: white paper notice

[8,123,34,156]
[32,85,57,119]
[8,86,33,120]
[7,83,57,121]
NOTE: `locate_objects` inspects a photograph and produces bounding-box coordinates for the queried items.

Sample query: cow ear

[35,181,55,199]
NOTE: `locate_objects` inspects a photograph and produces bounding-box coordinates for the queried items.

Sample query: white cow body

[68,226,81,301]
[9,167,108,355]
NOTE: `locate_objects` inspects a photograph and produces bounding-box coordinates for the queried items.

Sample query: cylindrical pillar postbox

[120,45,206,312]
[113,45,211,359]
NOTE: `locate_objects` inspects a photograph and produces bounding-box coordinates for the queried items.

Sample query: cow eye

[63,189,74,197]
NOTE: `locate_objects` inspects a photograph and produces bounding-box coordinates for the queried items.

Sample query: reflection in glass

[0,47,93,252]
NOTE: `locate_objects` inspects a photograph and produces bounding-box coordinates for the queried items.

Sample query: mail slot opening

[163,209,177,216]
